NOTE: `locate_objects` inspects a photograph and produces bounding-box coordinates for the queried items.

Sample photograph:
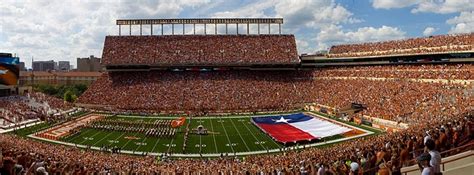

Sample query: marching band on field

[85,119,177,138]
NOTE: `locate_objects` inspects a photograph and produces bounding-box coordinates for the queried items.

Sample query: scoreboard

[0,54,19,86]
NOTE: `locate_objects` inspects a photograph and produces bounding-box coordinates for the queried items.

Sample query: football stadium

[1,15,473,175]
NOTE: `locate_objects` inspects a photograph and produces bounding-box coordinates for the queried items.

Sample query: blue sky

[0,0,472,69]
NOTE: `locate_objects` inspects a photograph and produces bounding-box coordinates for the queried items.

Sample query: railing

[362,141,474,174]
[401,142,474,175]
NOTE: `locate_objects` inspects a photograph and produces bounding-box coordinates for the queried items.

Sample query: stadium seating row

[102,35,300,65]
[78,65,473,123]
[315,64,474,80]
[0,93,70,126]
[328,33,474,58]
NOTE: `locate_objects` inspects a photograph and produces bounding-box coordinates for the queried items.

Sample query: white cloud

[274,0,360,29]
[372,0,474,14]
[447,11,474,33]
[423,27,437,36]
[315,25,406,51]
[0,0,212,68]
[212,0,274,18]
[371,0,473,38]
[372,0,421,9]
[411,0,474,14]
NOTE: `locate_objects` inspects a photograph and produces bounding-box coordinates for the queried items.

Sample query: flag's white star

[274,117,290,123]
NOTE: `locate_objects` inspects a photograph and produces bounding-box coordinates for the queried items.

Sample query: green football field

[61,115,284,154]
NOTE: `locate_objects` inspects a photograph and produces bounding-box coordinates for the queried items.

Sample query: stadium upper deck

[328,33,474,58]
[102,35,299,66]
[102,18,299,67]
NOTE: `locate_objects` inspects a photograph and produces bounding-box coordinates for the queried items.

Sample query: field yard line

[250,119,282,148]
[120,132,140,149]
[166,138,175,153]
[134,136,148,152]
[199,118,202,153]
[65,129,94,142]
[229,118,251,152]
[219,117,235,153]
[151,137,162,153]
[208,118,219,153]
[109,132,126,146]
[241,120,267,150]
[78,130,102,145]
[92,132,116,146]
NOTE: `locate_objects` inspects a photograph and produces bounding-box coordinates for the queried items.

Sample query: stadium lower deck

[25,112,374,157]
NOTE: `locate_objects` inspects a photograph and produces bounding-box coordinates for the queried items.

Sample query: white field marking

[120,132,140,149]
[151,137,162,153]
[78,131,102,145]
[251,121,284,149]
[166,127,179,153]
[208,118,219,153]
[240,119,267,150]
[135,142,147,146]
[199,118,202,153]
[65,128,94,142]
[108,132,126,147]
[91,131,117,146]
[134,136,149,152]
[166,139,176,153]
[229,118,251,152]
[218,117,235,153]
[108,140,119,143]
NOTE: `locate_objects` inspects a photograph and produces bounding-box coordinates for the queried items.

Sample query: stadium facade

[77,18,474,115]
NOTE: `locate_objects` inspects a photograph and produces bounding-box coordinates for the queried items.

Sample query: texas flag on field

[252,113,352,143]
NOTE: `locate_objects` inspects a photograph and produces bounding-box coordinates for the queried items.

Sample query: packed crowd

[315,64,474,80]
[0,96,43,125]
[3,62,474,173]
[26,92,71,110]
[328,33,474,58]
[1,111,472,174]
[0,92,71,126]
[79,64,473,123]
[77,70,307,113]
[102,35,300,65]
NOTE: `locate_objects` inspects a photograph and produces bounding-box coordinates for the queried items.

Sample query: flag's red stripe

[257,123,317,143]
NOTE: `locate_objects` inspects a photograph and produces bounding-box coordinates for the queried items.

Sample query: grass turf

[13,112,376,156]
[61,116,284,154]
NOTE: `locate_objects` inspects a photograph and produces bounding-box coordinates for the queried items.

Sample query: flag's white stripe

[289,118,351,138]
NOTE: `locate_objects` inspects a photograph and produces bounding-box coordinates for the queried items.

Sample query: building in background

[58,61,70,71]
[77,55,101,72]
[20,71,102,86]
[19,62,26,71]
[33,60,55,71]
